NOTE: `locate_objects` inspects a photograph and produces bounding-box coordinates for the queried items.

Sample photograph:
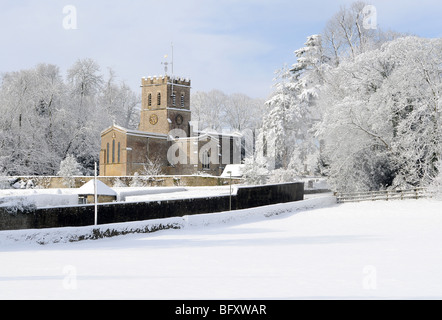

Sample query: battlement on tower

[141,75,191,87]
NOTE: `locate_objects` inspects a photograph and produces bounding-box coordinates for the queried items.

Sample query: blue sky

[0,0,441,98]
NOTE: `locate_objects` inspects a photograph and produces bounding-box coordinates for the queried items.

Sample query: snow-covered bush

[58,154,83,176]
[267,168,298,184]
[0,198,37,215]
[130,172,147,187]
[242,156,269,186]
[141,157,163,176]
[113,178,127,188]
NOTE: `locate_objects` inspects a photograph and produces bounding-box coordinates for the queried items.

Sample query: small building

[221,164,245,178]
[76,180,117,204]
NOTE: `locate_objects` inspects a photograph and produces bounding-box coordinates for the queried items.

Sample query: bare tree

[100,68,140,130]
[224,94,265,131]
[141,156,164,176]
[323,1,380,64]
[191,90,265,132]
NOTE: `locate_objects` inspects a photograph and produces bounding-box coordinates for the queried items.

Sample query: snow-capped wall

[0,182,304,231]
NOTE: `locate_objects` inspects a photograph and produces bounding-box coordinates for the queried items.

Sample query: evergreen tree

[263,35,328,176]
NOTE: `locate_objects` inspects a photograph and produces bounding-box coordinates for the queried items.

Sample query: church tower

[139,76,192,137]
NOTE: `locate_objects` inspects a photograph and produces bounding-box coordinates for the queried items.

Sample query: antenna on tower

[161,43,176,106]
[161,43,174,77]
[161,55,170,76]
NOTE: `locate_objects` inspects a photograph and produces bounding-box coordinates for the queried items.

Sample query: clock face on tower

[149,114,158,125]
[175,114,183,125]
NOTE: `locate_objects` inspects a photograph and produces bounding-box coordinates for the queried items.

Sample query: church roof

[101,124,168,139]
[101,124,243,141]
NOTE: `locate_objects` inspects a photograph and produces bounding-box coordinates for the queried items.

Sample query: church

[99,75,242,177]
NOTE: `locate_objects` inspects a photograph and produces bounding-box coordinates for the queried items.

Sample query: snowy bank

[0,196,336,245]
[0,189,78,209]
[115,186,187,201]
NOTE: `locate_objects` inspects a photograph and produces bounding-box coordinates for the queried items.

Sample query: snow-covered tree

[99,68,140,130]
[190,90,227,131]
[242,154,269,186]
[262,65,297,170]
[318,36,442,192]
[264,35,328,174]
[0,59,140,176]
[65,59,104,174]
[57,154,83,188]
[191,90,265,132]
[141,157,164,176]
[323,1,380,63]
[57,154,83,176]
[224,94,266,131]
[429,161,442,200]
[0,64,66,175]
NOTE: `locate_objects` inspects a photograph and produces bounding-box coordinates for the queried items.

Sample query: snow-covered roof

[101,124,168,139]
[221,164,245,178]
[196,129,242,138]
[76,180,117,196]
[172,132,220,142]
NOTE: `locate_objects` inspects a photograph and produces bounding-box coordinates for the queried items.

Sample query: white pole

[227,171,232,211]
[94,162,98,226]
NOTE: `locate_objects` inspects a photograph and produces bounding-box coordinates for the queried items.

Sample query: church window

[148,93,152,107]
[181,93,185,107]
[118,142,121,163]
[106,143,110,163]
[112,140,115,163]
[172,92,176,106]
[157,93,161,106]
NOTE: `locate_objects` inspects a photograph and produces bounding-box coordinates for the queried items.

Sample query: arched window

[118,142,121,163]
[181,93,185,107]
[157,92,161,106]
[106,143,109,164]
[148,93,152,107]
[112,139,115,163]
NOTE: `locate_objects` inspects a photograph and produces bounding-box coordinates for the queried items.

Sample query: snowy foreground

[1,196,442,300]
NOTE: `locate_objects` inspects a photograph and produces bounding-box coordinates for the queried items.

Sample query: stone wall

[6,175,242,189]
[0,182,304,231]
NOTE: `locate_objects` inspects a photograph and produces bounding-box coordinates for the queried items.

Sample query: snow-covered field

[1,196,441,300]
